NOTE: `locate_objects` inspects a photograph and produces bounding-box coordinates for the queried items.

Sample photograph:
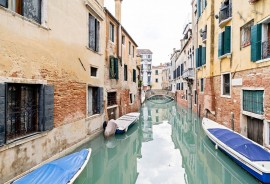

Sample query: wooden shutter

[98,87,104,114]
[43,85,54,131]
[0,0,7,7]
[109,56,114,79]
[251,24,262,62]
[133,69,136,82]
[0,83,6,146]
[224,26,231,54]
[218,33,223,57]
[23,0,41,24]
[202,47,206,65]
[89,14,96,50]
[124,64,127,81]
[95,20,100,52]
[114,58,119,80]
[196,48,199,68]
[197,0,201,19]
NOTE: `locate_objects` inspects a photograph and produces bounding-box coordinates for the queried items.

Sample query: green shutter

[133,69,136,82]
[218,32,223,57]
[224,26,231,54]
[251,24,262,62]
[199,46,202,67]
[0,83,6,146]
[197,0,201,18]
[202,47,206,65]
[114,58,119,80]
[196,48,199,68]
[109,56,115,79]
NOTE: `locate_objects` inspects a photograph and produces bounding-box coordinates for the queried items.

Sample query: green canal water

[73,99,259,184]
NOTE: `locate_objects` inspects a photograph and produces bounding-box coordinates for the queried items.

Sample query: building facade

[151,64,164,90]
[161,62,171,90]
[137,49,153,90]
[104,0,140,121]
[194,0,270,147]
[0,0,106,182]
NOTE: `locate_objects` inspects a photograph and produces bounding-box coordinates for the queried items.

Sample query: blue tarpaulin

[13,149,89,184]
[208,128,270,161]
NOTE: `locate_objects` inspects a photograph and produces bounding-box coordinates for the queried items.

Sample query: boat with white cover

[115,112,140,134]
[202,117,270,183]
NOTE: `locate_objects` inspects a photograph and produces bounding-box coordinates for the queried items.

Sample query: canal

[73,99,259,184]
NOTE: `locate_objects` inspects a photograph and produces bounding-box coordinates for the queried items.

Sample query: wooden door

[247,116,263,145]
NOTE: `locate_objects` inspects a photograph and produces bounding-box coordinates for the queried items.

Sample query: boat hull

[202,118,270,183]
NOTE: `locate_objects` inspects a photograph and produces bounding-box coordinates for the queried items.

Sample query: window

[0,83,54,145]
[148,55,151,59]
[186,90,188,100]
[222,73,230,96]
[155,70,158,75]
[89,14,100,52]
[251,19,270,61]
[132,46,135,58]
[218,26,231,57]
[200,78,204,92]
[240,20,254,48]
[90,66,98,77]
[156,78,158,83]
[243,90,264,115]
[181,82,184,90]
[109,56,119,79]
[196,46,206,68]
[122,35,125,45]
[88,87,103,116]
[130,93,133,104]
[194,90,198,105]
[6,0,42,24]
[109,23,114,42]
[107,92,117,107]
[181,64,184,76]
[129,42,131,55]
[148,76,151,84]
[133,69,136,83]
[124,64,128,81]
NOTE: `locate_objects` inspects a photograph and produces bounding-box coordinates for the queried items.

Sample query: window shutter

[224,26,231,54]
[133,69,136,82]
[202,47,206,65]
[43,85,54,131]
[98,87,104,114]
[95,20,100,52]
[0,0,7,7]
[197,0,201,19]
[114,58,119,80]
[38,85,44,131]
[251,24,262,62]
[218,33,223,57]
[0,83,6,146]
[89,15,96,50]
[196,48,199,68]
[109,56,114,79]
[23,0,41,23]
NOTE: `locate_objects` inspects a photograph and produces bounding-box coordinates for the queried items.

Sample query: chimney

[115,0,122,23]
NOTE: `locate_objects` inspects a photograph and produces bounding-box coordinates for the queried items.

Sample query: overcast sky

[104,0,192,66]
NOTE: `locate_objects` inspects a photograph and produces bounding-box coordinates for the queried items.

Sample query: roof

[137,49,153,55]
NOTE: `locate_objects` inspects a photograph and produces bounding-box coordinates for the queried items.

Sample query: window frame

[89,14,100,52]
[109,22,115,43]
[200,78,204,93]
[221,73,231,97]
[240,20,254,49]
[90,66,98,77]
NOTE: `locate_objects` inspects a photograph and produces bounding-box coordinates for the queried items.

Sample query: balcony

[219,3,232,27]
[262,40,270,59]
[182,68,195,80]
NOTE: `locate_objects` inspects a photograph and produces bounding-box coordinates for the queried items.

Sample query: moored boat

[13,149,91,184]
[202,118,270,183]
[115,112,140,134]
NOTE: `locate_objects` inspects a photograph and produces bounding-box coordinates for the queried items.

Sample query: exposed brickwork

[176,91,188,108]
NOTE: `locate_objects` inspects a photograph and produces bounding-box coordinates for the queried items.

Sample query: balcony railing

[262,40,270,59]
[219,3,232,24]
[182,68,195,80]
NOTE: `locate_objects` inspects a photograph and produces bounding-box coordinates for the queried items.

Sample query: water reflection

[73,100,259,184]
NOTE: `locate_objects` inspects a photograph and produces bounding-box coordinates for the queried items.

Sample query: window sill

[255,57,270,64]
[219,53,232,60]
[86,114,102,121]
[219,17,232,28]
[86,46,102,55]
[242,110,264,120]
[202,38,207,44]
[107,105,118,109]
[0,6,50,31]
[221,94,231,99]
[0,132,48,153]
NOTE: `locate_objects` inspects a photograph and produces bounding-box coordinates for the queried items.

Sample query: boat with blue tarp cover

[12,149,91,184]
[202,118,270,183]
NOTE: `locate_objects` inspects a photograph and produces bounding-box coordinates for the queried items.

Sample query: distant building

[161,62,171,90]
[151,64,167,90]
[137,49,153,90]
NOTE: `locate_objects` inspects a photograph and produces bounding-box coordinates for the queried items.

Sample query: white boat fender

[104,119,117,138]
[215,144,218,150]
